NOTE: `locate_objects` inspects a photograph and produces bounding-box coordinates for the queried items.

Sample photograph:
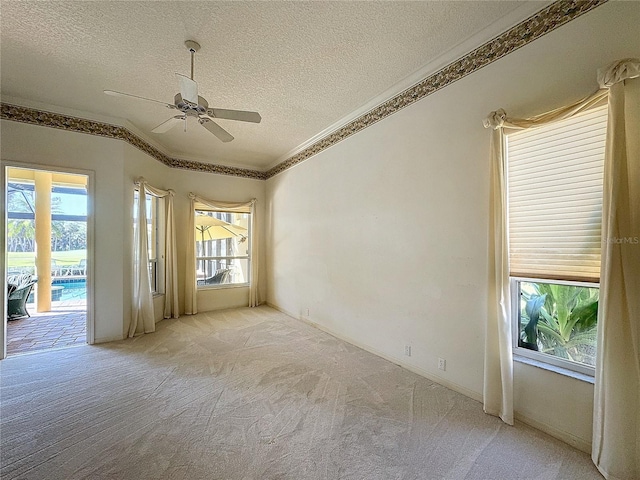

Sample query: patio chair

[197,268,231,286]
[69,259,86,276]
[51,259,62,276]
[7,274,38,320]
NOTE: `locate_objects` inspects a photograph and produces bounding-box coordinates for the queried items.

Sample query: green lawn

[8,250,86,268]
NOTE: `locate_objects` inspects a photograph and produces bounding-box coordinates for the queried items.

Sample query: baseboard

[265,302,298,319]
[267,302,595,453]
[266,302,482,403]
[514,412,591,454]
[94,334,126,344]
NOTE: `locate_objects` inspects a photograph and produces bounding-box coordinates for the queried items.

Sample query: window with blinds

[506,105,608,283]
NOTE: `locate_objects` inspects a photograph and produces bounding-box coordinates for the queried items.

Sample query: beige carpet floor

[1,306,602,480]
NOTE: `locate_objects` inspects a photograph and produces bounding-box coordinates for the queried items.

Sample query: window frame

[510,276,598,377]
[195,209,251,290]
[133,189,163,296]
[505,105,607,378]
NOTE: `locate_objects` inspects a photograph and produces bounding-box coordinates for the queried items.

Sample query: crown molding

[266,1,555,172]
[0,102,267,180]
[264,0,608,179]
[1,0,608,181]
[0,94,124,127]
[0,94,176,158]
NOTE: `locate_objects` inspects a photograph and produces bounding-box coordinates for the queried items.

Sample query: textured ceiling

[2,1,539,171]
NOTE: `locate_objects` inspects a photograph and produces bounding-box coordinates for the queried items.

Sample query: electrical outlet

[405,345,412,357]
[438,358,446,371]
[306,308,310,317]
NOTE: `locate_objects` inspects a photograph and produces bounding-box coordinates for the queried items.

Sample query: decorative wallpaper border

[0,103,267,180]
[264,0,608,178]
[1,0,607,181]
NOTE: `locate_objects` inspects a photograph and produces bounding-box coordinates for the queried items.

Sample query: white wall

[1,122,125,343]
[122,144,266,318]
[2,120,266,344]
[265,2,640,451]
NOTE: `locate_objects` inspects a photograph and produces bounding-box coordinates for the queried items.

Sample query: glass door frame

[1,161,95,359]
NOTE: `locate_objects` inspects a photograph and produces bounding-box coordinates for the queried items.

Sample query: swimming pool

[26,278,86,303]
[52,278,86,301]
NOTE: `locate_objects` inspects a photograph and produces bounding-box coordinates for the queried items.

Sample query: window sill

[197,283,249,291]
[514,355,594,385]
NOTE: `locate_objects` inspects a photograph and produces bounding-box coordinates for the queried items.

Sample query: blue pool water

[26,278,86,303]
[52,278,86,301]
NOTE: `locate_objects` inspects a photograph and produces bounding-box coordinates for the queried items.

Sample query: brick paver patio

[6,300,86,356]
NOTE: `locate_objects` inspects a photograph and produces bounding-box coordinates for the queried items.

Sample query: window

[506,105,607,375]
[195,210,250,288]
[133,190,162,294]
[510,278,599,375]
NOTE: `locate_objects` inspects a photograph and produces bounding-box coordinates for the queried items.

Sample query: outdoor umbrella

[195,214,248,281]
[195,214,247,242]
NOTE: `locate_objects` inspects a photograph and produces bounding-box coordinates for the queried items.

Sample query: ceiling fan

[104,40,261,143]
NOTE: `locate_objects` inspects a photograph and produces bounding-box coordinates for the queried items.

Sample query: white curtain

[483,123,513,425]
[162,190,179,319]
[185,193,259,315]
[592,58,640,480]
[185,201,197,314]
[130,178,178,337]
[484,58,640,478]
[131,181,154,337]
[483,83,609,426]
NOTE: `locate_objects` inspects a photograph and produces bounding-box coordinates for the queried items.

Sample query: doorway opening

[5,167,90,356]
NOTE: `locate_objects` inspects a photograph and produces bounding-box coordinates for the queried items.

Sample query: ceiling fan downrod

[104,38,260,143]
[184,40,200,81]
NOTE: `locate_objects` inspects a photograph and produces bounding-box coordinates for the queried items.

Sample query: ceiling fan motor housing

[174,93,208,115]
[104,39,258,142]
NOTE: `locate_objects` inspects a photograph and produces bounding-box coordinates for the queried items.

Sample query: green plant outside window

[518,281,599,367]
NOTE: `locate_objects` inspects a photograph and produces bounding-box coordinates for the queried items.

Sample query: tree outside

[7,181,87,272]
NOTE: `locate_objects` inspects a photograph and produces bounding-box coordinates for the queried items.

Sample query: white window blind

[506,105,607,282]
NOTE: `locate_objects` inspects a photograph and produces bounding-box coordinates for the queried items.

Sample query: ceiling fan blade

[206,108,262,123]
[176,73,198,105]
[152,116,184,133]
[104,90,175,109]
[199,118,234,143]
